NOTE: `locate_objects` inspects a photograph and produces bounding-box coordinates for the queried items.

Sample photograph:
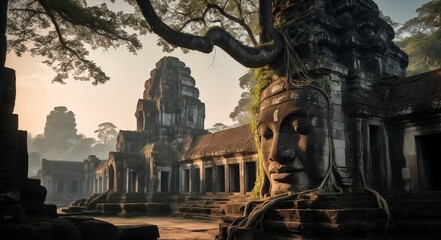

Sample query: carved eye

[292,121,312,135]
[259,126,273,139]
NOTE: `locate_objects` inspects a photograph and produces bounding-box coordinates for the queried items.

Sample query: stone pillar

[0,68,19,182]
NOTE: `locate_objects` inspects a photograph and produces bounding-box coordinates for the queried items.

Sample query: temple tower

[135,56,206,145]
[275,0,408,190]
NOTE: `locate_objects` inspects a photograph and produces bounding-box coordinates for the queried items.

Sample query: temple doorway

[216,165,225,192]
[367,125,390,191]
[245,162,256,192]
[229,164,240,193]
[192,168,200,192]
[416,133,441,191]
[108,166,115,191]
[183,169,190,192]
[204,167,213,193]
[160,171,169,192]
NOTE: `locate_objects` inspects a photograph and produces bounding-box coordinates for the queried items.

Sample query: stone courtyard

[96,216,219,240]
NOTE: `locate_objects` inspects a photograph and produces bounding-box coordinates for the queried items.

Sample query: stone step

[94,203,171,216]
[391,208,441,221]
[262,219,388,234]
[62,206,86,214]
[265,208,387,223]
[117,224,159,240]
[179,200,230,206]
[178,213,218,221]
[178,206,225,215]
[275,198,380,209]
[392,220,441,237]
[390,200,441,209]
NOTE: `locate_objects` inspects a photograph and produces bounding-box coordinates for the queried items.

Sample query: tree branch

[206,3,258,46]
[36,0,88,65]
[135,0,283,68]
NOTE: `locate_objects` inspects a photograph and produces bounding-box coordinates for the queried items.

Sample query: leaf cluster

[393,0,441,75]
[229,70,255,125]
[7,0,147,84]
[151,0,259,52]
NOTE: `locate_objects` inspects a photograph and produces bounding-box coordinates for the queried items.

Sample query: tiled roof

[180,124,257,160]
[42,159,84,174]
[383,68,441,118]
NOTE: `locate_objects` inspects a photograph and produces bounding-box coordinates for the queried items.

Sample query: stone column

[0,68,19,182]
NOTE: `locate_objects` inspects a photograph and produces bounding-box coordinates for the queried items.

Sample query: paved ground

[96,216,220,240]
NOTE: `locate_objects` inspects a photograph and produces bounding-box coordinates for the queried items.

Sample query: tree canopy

[135,0,283,68]
[6,0,147,84]
[94,122,118,144]
[395,0,441,75]
[229,70,255,125]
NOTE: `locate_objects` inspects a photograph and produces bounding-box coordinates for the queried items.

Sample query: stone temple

[2,0,441,239]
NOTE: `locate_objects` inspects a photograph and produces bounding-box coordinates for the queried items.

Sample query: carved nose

[269,133,296,163]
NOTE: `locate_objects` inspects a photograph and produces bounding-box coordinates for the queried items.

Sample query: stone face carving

[258,81,330,196]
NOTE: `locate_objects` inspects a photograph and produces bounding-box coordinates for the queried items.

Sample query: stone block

[332,107,345,122]
[118,225,160,240]
[0,67,16,113]
[46,204,58,219]
[334,148,346,167]
[234,228,269,240]
[76,219,119,240]
[0,112,18,131]
[51,219,82,240]
[332,139,346,149]
[97,203,122,214]
[0,183,20,203]
[145,203,171,214]
[401,168,410,180]
[16,130,28,178]
[20,178,47,204]
[119,203,147,217]
[332,121,345,130]
[332,129,346,140]
[0,224,37,240]
[0,204,24,224]
[0,130,18,150]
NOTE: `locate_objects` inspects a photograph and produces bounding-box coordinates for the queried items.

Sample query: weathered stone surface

[118,225,159,240]
[0,183,20,203]
[0,68,16,113]
[0,204,24,223]
[51,219,82,240]
[75,219,119,240]
[20,179,46,204]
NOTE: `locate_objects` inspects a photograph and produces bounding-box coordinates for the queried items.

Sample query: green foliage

[207,122,229,133]
[150,0,259,52]
[94,122,118,144]
[229,70,255,125]
[394,0,441,75]
[249,66,275,198]
[397,31,441,74]
[7,0,147,84]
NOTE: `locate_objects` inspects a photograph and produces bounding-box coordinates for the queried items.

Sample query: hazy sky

[5,0,431,139]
